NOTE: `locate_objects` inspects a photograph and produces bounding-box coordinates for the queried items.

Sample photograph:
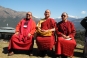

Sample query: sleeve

[56,22,63,36]
[51,19,57,28]
[69,22,76,37]
[15,20,22,32]
[80,17,87,29]
[29,21,36,35]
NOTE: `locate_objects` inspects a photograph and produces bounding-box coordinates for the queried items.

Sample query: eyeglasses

[61,15,66,17]
[26,14,32,16]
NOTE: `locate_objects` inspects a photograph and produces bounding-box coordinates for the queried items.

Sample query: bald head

[44,9,51,19]
[61,12,68,16]
[61,12,68,21]
[26,12,32,19]
[45,9,51,13]
[26,12,32,16]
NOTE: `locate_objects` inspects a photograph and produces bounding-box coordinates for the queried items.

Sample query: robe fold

[36,18,56,50]
[8,18,36,50]
[55,21,76,56]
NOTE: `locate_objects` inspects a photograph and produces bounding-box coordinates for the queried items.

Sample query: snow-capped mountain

[0,6,85,31]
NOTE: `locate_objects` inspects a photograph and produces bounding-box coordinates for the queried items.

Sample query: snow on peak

[34,16,40,18]
[57,15,79,19]
[68,15,79,19]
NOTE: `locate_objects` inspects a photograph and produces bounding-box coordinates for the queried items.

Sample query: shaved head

[61,12,68,16]
[26,12,32,19]
[26,12,32,16]
[45,9,51,14]
[44,9,51,19]
[61,12,68,21]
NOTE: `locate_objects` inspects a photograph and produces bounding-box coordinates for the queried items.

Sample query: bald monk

[36,9,56,56]
[8,12,36,56]
[55,12,76,58]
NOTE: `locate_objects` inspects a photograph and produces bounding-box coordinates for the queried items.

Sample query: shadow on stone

[76,47,83,50]
[2,47,8,54]
[74,51,83,58]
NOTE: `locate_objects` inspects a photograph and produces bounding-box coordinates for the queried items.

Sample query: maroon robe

[55,20,76,56]
[36,18,56,50]
[8,18,36,50]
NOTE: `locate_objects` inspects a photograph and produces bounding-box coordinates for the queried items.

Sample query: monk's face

[26,12,32,19]
[44,10,51,18]
[61,13,68,21]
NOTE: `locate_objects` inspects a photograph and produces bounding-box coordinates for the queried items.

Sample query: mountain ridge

[0,6,39,28]
[0,6,85,31]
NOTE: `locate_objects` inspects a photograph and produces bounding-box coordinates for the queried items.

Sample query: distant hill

[0,6,39,28]
[0,6,85,31]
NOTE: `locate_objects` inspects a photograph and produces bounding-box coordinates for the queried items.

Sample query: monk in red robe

[8,12,36,56]
[36,10,56,56]
[55,12,76,58]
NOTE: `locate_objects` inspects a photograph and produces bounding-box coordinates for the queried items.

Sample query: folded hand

[15,32,19,35]
[28,33,31,37]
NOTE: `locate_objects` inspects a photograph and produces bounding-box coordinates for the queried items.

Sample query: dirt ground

[0,39,84,58]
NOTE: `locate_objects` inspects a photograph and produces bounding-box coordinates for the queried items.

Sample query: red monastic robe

[8,18,36,50]
[55,20,76,56]
[36,18,56,50]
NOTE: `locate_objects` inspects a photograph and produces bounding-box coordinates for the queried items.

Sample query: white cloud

[81,11,86,14]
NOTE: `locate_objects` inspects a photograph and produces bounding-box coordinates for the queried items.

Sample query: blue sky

[0,0,87,18]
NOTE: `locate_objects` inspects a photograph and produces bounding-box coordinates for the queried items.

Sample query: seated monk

[36,9,56,56]
[55,12,76,58]
[8,12,36,56]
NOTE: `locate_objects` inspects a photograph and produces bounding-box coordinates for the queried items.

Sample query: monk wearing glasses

[55,12,76,58]
[8,12,36,56]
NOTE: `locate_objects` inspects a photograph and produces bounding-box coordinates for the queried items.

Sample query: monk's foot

[8,51,14,56]
[29,53,33,56]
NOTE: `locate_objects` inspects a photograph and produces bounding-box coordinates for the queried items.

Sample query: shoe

[8,51,14,56]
